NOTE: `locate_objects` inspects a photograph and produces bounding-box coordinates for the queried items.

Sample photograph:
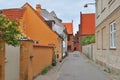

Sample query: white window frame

[110,22,116,49]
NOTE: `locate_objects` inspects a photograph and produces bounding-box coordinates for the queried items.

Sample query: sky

[0,0,95,34]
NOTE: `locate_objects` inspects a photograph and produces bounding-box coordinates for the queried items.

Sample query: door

[5,44,20,80]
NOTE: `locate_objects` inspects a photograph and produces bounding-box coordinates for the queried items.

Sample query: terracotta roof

[81,13,95,35]
[63,22,73,34]
[2,8,25,20]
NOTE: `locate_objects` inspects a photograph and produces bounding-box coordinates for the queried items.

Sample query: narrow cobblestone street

[35,51,111,80]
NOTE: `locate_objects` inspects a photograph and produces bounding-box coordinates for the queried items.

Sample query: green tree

[0,15,21,47]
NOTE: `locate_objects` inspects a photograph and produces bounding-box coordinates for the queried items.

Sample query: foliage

[104,67,111,73]
[41,66,52,75]
[80,35,95,45]
[0,15,21,46]
[52,54,57,66]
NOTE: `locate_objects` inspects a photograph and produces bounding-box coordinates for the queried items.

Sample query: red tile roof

[81,13,95,35]
[63,22,73,34]
[2,8,25,20]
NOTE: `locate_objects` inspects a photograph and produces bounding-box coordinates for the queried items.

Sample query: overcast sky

[0,0,95,34]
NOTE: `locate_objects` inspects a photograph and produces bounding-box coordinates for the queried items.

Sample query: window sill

[97,48,100,50]
[102,49,107,50]
[109,47,116,50]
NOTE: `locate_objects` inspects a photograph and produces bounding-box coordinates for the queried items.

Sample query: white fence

[82,43,96,60]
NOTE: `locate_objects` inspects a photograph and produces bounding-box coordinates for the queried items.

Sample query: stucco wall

[82,43,95,60]
[22,4,58,47]
[32,46,54,77]
[5,44,20,80]
[0,39,5,80]
[20,41,33,80]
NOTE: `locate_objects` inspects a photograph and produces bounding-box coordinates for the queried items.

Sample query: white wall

[82,43,95,60]
[5,44,20,80]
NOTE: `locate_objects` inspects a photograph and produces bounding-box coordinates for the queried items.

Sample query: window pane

[110,22,116,48]
[113,32,116,47]
[114,23,116,30]
[110,25,112,32]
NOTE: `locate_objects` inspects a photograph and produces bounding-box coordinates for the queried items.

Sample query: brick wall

[0,39,5,80]
[68,35,74,52]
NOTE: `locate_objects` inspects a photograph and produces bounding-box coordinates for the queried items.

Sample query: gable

[22,3,58,45]
[81,13,95,35]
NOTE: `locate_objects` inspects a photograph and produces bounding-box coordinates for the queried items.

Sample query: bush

[80,35,95,45]
[52,54,57,66]
[41,66,51,75]
[52,60,57,66]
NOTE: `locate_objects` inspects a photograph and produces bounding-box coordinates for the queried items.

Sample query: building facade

[63,21,74,52]
[75,13,95,52]
[0,3,61,80]
[41,9,68,59]
[95,0,120,74]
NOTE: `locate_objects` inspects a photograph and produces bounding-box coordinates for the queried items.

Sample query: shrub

[52,54,57,66]
[41,66,52,75]
[41,67,49,75]
[52,60,57,66]
[80,35,95,45]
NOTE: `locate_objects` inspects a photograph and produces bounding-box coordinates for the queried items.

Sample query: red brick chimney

[36,4,41,14]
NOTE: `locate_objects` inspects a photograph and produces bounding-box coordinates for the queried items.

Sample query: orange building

[63,21,74,52]
[2,3,60,50]
[1,3,63,80]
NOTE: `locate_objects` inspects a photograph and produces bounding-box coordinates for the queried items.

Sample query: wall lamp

[84,3,95,8]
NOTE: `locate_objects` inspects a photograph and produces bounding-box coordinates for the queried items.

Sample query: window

[34,40,39,44]
[68,36,70,41]
[110,22,116,48]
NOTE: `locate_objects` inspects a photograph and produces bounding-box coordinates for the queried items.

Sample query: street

[56,51,111,80]
[35,51,111,80]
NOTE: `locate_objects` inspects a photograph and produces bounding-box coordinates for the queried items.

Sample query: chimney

[36,4,41,14]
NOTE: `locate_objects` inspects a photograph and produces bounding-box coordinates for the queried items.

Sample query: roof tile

[63,23,73,34]
[81,13,95,35]
[2,8,25,20]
